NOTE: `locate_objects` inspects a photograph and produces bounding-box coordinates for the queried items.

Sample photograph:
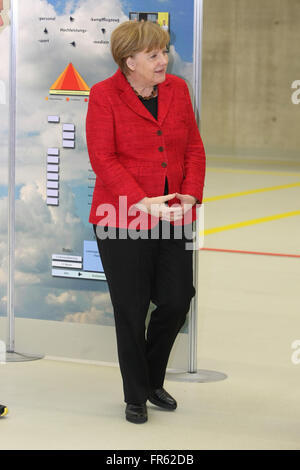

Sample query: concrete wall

[202,0,300,162]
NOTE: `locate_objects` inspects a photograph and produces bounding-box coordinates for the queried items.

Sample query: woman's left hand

[175,193,197,206]
[160,193,197,222]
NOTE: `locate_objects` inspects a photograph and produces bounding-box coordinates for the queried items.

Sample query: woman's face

[126,47,169,87]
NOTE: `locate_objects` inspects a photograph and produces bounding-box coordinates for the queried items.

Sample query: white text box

[48,115,60,123]
[47,181,59,189]
[47,173,59,181]
[47,198,59,206]
[48,148,59,156]
[52,261,83,269]
[63,140,75,148]
[52,269,106,281]
[52,254,82,262]
[47,189,59,197]
[47,156,59,164]
[63,132,75,140]
[47,164,59,173]
[63,124,75,131]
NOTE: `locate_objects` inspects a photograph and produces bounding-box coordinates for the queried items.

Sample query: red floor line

[200,247,300,258]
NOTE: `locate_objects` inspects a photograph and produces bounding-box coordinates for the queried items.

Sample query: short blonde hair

[111,20,170,75]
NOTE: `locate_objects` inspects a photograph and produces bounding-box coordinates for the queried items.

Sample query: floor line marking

[208,156,300,167]
[207,167,300,177]
[200,248,300,258]
[203,182,300,203]
[202,210,300,235]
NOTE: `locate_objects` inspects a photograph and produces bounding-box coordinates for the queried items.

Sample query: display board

[0,0,197,364]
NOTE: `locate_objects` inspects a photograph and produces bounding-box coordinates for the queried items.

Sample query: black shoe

[125,403,148,424]
[148,388,177,410]
[0,404,8,418]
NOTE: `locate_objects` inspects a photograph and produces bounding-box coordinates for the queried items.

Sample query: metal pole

[167,0,226,383]
[188,0,204,374]
[7,0,17,353]
[6,0,43,362]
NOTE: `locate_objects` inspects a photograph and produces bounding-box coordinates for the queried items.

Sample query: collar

[111,68,173,125]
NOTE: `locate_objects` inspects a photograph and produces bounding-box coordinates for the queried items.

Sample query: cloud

[46,291,78,304]
[0,181,91,317]
[46,290,115,325]
[0,0,194,326]
[0,27,10,187]
[0,179,115,323]
[168,44,193,86]
[55,290,114,324]
[64,305,114,325]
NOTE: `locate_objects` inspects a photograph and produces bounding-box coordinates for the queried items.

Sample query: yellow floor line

[207,167,300,177]
[208,156,300,167]
[203,210,300,235]
[203,181,300,203]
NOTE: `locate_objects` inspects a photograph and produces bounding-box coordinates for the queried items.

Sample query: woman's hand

[175,193,197,206]
[135,193,184,221]
[160,193,197,222]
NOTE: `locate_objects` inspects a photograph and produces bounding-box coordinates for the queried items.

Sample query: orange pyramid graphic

[50,63,90,96]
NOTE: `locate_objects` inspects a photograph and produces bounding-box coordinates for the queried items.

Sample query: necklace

[132,85,158,100]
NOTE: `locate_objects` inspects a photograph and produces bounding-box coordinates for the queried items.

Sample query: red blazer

[86,68,206,229]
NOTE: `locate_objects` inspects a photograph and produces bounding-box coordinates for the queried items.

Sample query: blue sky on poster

[46,0,194,62]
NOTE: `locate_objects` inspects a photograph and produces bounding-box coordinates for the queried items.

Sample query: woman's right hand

[134,194,184,221]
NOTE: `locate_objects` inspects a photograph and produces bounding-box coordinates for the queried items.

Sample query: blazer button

[161,162,167,168]
[158,146,164,152]
[157,130,163,136]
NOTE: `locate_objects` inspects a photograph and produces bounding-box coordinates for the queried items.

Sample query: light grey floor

[1,161,300,450]
[0,356,299,450]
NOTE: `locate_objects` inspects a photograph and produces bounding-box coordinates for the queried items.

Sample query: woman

[86,20,206,424]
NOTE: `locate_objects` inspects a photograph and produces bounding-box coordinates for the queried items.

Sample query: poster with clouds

[0,0,195,329]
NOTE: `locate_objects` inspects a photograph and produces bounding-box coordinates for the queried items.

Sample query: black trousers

[93,220,196,404]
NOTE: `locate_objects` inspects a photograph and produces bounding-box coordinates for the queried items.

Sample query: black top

[138,95,158,121]
[138,95,169,196]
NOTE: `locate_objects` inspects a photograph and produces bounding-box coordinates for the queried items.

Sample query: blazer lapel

[157,77,173,126]
[113,68,157,124]
[120,87,158,124]
[112,68,173,126]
